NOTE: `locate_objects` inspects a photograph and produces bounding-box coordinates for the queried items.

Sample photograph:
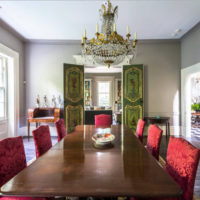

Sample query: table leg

[36,122,38,128]
[27,120,30,141]
[168,122,170,137]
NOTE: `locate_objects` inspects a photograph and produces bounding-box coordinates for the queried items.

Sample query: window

[0,56,7,120]
[98,81,110,106]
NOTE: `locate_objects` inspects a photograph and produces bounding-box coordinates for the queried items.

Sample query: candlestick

[127,26,130,34]
[96,24,99,33]
[113,23,116,32]
[134,32,137,40]
[84,29,86,37]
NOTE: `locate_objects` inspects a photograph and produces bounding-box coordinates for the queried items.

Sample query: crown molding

[0,19,26,42]
[26,38,180,45]
[181,21,200,40]
[27,39,81,45]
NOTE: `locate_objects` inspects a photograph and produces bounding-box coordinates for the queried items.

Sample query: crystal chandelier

[81,0,138,68]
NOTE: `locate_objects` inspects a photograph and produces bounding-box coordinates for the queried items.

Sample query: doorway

[64,62,144,133]
[181,62,200,138]
[84,66,122,125]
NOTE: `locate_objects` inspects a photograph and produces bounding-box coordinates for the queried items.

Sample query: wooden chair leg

[27,121,30,141]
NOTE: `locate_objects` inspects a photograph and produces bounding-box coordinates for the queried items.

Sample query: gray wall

[25,41,180,125]
[181,23,200,69]
[25,42,81,110]
[134,41,180,124]
[0,23,25,127]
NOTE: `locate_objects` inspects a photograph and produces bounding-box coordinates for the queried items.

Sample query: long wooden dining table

[0,125,182,198]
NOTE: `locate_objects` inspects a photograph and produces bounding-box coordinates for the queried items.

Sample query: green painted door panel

[123,65,144,133]
[64,63,84,133]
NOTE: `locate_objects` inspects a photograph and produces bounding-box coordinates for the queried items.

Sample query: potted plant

[191,103,200,112]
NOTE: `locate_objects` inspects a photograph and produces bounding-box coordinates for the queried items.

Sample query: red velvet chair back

[135,119,145,143]
[32,125,52,158]
[146,124,163,160]
[166,136,200,200]
[95,114,112,126]
[0,136,27,187]
[55,118,67,142]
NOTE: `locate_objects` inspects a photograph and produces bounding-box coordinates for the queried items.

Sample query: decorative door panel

[64,64,84,133]
[123,65,144,133]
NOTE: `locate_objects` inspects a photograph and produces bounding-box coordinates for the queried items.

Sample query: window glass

[0,103,4,118]
[98,82,110,106]
[0,57,7,120]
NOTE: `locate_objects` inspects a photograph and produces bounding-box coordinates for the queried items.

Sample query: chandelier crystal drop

[81,0,138,68]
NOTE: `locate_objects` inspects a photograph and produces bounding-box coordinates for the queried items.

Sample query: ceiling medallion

[81,0,138,68]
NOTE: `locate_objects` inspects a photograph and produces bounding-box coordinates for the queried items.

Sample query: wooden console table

[144,117,170,139]
[27,108,60,140]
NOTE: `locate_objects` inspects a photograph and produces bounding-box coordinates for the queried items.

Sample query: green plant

[191,103,200,111]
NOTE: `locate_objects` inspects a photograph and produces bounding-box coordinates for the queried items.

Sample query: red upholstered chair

[55,118,67,142]
[131,137,200,200]
[165,136,200,200]
[135,119,145,143]
[32,125,52,158]
[95,114,112,126]
[0,136,47,200]
[146,124,163,160]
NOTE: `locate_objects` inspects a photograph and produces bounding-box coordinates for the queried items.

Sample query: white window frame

[97,81,111,107]
[0,56,8,121]
[0,43,19,138]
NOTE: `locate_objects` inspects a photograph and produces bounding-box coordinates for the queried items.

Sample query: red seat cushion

[95,114,112,126]
[32,125,52,158]
[0,136,26,187]
[55,118,67,142]
[165,136,200,200]
[146,124,163,160]
[135,119,145,143]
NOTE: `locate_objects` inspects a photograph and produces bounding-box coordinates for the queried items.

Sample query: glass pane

[0,88,4,102]
[104,82,110,93]
[99,93,110,106]
[0,103,4,118]
[98,82,110,93]
[0,59,3,87]
[98,82,105,93]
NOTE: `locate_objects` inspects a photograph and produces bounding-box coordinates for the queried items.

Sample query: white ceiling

[0,0,200,40]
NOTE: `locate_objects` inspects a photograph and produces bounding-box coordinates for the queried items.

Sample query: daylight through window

[0,56,7,120]
[98,81,110,106]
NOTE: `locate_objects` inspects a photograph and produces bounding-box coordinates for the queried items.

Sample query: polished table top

[0,125,182,198]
